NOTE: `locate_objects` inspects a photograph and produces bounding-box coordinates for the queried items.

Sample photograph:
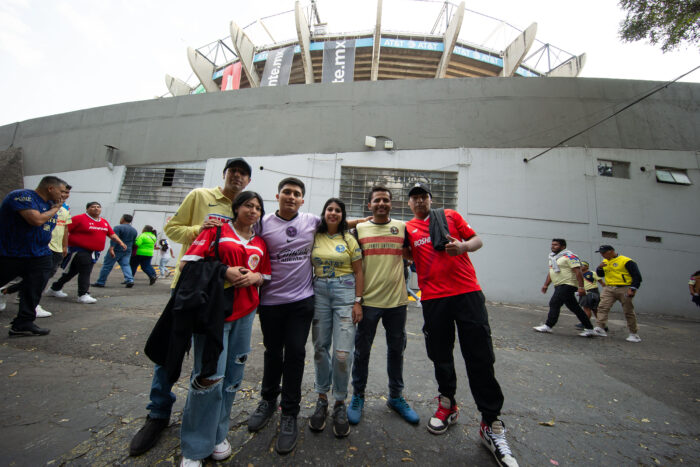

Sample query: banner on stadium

[220,62,242,91]
[260,46,294,87]
[322,39,355,83]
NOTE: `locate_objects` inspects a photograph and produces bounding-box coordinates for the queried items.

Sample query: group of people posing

[124,158,518,467]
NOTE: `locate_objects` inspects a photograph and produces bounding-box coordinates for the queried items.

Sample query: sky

[1,0,698,127]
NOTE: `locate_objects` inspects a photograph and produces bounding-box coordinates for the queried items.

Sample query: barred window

[339,166,458,220]
[119,166,205,205]
[597,160,630,179]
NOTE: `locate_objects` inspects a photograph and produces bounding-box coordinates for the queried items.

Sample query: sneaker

[533,324,552,333]
[8,323,50,337]
[332,402,350,438]
[347,394,364,425]
[35,305,52,318]
[46,288,68,298]
[578,328,596,337]
[626,333,642,343]
[0,294,6,311]
[91,282,105,288]
[593,326,607,337]
[276,414,298,454]
[125,282,134,288]
[427,395,459,435]
[180,457,202,467]
[387,396,420,424]
[149,276,157,285]
[308,397,328,432]
[480,420,519,467]
[248,398,277,432]
[77,293,97,304]
[129,416,169,456]
[211,438,232,461]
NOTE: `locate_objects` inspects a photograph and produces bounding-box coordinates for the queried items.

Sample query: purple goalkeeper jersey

[258,211,320,306]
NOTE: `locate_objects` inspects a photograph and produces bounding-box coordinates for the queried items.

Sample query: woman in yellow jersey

[308,198,364,438]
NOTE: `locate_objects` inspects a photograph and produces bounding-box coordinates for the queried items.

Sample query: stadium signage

[261,46,294,87]
[322,39,356,83]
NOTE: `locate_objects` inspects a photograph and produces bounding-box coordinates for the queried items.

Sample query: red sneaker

[427,395,459,434]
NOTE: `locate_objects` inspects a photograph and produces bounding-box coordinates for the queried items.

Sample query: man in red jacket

[47,201,126,304]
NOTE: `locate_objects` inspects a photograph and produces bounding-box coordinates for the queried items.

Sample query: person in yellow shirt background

[574,261,606,331]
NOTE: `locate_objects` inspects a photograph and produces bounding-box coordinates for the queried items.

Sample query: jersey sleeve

[182,228,215,261]
[8,192,40,213]
[346,234,363,263]
[164,190,201,244]
[259,241,272,280]
[449,210,476,240]
[566,255,581,269]
[105,220,115,237]
[67,214,82,233]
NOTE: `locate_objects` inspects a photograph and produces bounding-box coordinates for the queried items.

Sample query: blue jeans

[312,275,357,402]
[95,250,133,285]
[180,311,256,460]
[351,305,407,399]
[131,255,157,279]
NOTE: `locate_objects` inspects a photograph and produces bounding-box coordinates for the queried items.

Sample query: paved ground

[1,270,699,466]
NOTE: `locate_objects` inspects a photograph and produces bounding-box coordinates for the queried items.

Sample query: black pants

[258,296,315,416]
[422,291,503,425]
[4,251,63,295]
[0,255,53,327]
[546,284,593,329]
[51,250,95,296]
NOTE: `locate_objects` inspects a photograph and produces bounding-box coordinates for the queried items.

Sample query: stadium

[1,0,698,316]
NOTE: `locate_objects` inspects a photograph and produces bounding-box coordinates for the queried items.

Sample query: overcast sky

[1,0,698,127]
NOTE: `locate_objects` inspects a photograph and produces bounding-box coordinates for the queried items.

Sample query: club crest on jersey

[390,226,398,234]
[248,254,260,270]
[286,226,297,238]
[335,244,346,253]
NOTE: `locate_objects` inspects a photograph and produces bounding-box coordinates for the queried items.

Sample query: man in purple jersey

[247,177,367,455]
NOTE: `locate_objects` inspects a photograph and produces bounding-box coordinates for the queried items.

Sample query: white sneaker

[35,305,52,317]
[77,294,97,304]
[0,295,6,311]
[533,324,552,333]
[46,289,68,298]
[180,457,202,467]
[593,326,608,337]
[211,438,232,460]
[626,333,641,343]
[578,328,596,337]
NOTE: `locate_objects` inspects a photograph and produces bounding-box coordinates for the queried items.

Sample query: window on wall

[339,166,458,221]
[597,160,630,179]
[655,167,691,185]
[119,166,205,205]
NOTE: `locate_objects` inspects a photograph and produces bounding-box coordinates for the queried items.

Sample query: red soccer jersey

[67,213,114,252]
[405,209,481,300]
[183,223,271,321]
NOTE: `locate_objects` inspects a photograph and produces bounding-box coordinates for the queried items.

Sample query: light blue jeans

[95,250,133,285]
[180,311,256,460]
[312,275,357,402]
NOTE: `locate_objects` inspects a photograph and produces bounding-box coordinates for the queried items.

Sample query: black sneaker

[149,276,157,285]
[480,420,519,467]
[9,323,50,337]
[91,282,105,288]
[129,416,169,456]
[125,282,134,288]
[308,397,328,431]
[248,398,278,432]
[332,402,350,438]
[276,414,298,454]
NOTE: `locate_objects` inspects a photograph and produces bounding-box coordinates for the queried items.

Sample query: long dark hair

[232,191,265,227]
[317,198,350,243]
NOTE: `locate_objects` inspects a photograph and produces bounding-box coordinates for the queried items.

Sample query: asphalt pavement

[1,270,698,466]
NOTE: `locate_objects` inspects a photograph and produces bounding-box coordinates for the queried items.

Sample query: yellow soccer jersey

[582,270,601,291]
[312,232,362,278]
[549,253,582,287]
[48,206,70,253]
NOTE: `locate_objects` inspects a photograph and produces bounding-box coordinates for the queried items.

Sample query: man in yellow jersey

[593,245,643,342]
[129,158,252,456]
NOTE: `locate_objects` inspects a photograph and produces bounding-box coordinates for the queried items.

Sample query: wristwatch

[354,296,363,304]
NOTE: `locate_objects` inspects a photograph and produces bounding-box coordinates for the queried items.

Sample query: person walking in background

[308,198,364,438]
[689,270,700,308]
[157,237,175,278]
[93,214,138,288]
[130,226,158,285]
[47,201,126,304]
[405,259,420,303]
[574,261,606,330]
[593,245,643,342]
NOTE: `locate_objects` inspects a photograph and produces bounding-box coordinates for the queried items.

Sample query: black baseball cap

[223,158,251,177]
[596,245,614,253]
[408,182,431,197]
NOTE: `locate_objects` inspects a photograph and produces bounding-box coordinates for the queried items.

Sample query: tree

[618,0,700,52]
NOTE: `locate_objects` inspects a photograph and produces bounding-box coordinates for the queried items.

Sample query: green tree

[619,0,700,52]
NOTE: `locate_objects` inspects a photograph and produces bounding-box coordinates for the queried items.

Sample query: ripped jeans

[312,275,357,402]
[180,310,256,460]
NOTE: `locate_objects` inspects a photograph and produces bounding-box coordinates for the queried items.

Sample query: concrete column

[500,22,537,77]
[295,0,315,84]
[230,21,260,88]
[547,53,587,77]
[370,0,383,81]
[165,74,193,96]
[186,47,219,93]
[435,1,465,79]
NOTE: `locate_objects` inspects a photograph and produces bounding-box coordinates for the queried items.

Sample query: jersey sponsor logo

[286,226,298,238]
[248,254,260,270]
[192,239,206,246]
[13,195,33,203]
[208,203,217,207]
[276,246,310,263]
[413,236,431,247]
[411,228,418,233]
[335,244,346,253]
[390,226,398,234]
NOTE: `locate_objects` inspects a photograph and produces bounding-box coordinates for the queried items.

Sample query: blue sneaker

[347,395,364,425]
[387,396,420,424]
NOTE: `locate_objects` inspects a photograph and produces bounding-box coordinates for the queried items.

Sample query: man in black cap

[593,245,642,342]
[129,157,252,456]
